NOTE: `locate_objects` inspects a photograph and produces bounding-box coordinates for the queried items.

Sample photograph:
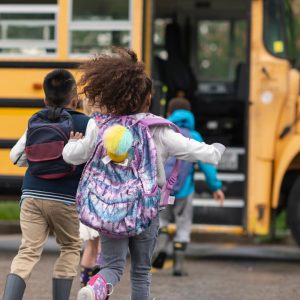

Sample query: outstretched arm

[157,127,225,165]
[193,130,224,204]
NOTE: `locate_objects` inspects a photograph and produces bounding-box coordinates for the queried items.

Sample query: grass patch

[0,201,20,220]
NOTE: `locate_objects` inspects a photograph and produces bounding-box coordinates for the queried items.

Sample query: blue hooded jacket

[167,109,222,198]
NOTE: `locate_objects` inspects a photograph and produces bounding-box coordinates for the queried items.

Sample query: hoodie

[167,109,222,198]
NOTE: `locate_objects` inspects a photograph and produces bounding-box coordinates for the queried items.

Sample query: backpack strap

[140,117,181,207]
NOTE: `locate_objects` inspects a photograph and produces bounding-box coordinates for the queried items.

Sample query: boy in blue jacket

[152,97,224,276]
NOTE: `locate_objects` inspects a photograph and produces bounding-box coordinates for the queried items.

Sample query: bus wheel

[287,177,300,246]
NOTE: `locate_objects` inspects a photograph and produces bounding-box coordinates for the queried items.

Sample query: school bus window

[263,0,288,58]
[0,4,57,56]
[71,30,130,54]
[153,18,172,60]
[72,0,129,21]
[70,0,132,56]
[197,20,247,81]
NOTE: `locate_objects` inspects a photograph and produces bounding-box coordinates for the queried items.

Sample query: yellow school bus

[1,0,300,244]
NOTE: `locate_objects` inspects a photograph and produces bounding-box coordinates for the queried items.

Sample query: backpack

[76,114,180,238]
[164,127,194,193]
[25,107,74,179]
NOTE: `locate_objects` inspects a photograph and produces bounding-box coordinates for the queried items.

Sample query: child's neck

[91,106,107,114]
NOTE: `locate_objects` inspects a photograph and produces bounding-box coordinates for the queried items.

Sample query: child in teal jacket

[152,97,224,276]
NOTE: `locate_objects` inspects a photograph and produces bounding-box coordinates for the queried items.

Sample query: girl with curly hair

[63,48,225,300]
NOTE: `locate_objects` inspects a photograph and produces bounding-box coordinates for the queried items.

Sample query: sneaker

[152,251,167,269]
[77,274,108,300]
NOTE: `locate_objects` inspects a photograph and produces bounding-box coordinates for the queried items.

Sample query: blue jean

[98,216,159,300]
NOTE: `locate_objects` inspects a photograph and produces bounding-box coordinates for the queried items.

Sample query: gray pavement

[1,235,300,299]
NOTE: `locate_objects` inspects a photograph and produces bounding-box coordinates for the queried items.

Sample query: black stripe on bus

[0,140,17,149]
[0,98,44,108]
[0,61,79,69]
[0,175,23,188]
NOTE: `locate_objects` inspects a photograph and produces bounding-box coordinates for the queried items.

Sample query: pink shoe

[77,274,108,300]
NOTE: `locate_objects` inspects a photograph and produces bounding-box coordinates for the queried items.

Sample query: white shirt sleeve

[154,126,225,165]
[62,118,99,165]
[10,130,28,167]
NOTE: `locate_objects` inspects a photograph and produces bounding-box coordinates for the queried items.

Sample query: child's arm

[192,131,225,204]
[157,127,225,165]
[62,119,98,165]
[10,131,28,167]
[191,131,222,189]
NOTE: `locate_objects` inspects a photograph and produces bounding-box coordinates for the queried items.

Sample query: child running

[152,97,225,276]
[62,48,225,300]
[3,69,90,300]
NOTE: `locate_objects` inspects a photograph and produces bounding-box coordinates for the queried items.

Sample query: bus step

[193,198,244,208]
[194,172,245,182]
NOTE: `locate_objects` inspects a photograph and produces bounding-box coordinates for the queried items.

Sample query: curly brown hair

[79,48,152,115]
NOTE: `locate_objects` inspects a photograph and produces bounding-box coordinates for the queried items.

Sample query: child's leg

[173,193,193,243]
[98,235,128,287]
[152,207,171,268]
[173,194,194,276]
[77,237,128,300]
[47,201,81,279]
[46,201,81,299]
[80,237,100,287]
[4,198,49,300]
[10,198,50,280]
[129,216,159,300]
[81,238,100,268]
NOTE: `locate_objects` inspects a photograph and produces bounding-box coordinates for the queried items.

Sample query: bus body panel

[247,0,296,235]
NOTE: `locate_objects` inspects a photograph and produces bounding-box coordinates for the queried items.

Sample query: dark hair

[43,69,76,107]
[79,48,152,115]
[167,97,191,114]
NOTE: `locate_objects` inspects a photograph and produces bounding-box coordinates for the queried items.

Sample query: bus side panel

[0,149,26,177]
[247,0,290,235]
[0,68,81,99]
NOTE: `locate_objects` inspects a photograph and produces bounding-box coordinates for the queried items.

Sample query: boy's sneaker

[152,227,170,269]
[77,274,109,300]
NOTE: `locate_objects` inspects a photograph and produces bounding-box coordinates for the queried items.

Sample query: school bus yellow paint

[0,149,25,176]
[0,108,40,139]
[168,224,245,236]
[57,0,69,61]
[246,0,300,235]
[132,0,144,60]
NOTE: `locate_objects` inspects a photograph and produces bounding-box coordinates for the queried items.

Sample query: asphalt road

[1,236,300,300]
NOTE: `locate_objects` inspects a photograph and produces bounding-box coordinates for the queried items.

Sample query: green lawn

[0,201,20,220]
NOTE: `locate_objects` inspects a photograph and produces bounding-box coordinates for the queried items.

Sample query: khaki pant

[11,198,81,281]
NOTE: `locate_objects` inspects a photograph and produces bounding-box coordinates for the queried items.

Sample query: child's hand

[213,189,225,206]
[70,131,84,140]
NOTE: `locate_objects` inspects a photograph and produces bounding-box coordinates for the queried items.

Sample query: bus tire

[287,176,300,246]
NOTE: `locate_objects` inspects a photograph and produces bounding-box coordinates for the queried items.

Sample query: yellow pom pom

[103,125,133,162]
